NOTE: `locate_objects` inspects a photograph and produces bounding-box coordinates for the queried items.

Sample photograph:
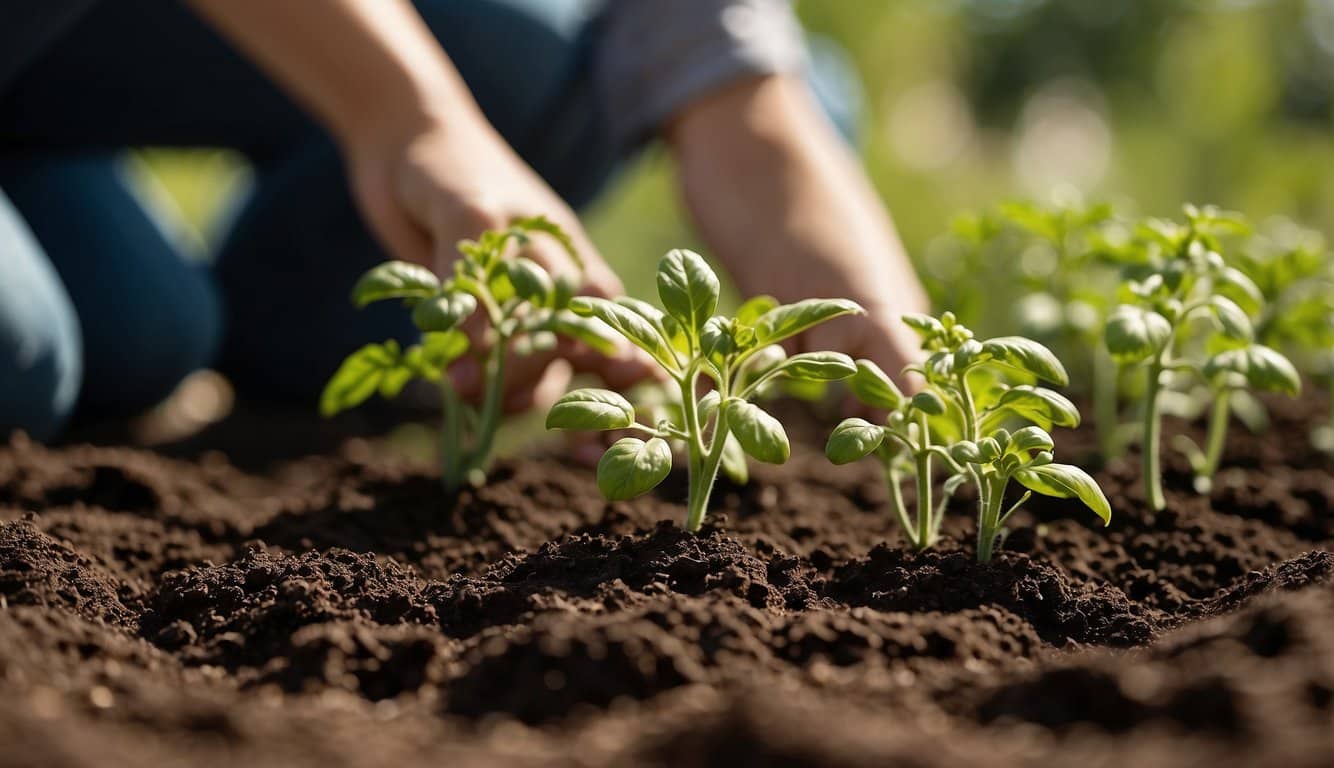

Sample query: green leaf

[1217,266,1264,310]
[726,399,790,464]
[597,437,672,501]
[1208,296,1253,342]
[411,292,477,333]
[510,215,581,269]
[991,386,1081,428]
[569,297,679,372]
[901,313,944,339]
[771,351,858,382]
[1105,306,1173,364]
[545,388,636,431]
[846,359,904,410]
[910,391,947,415]
[753,298,863,346]
[697,389,722,424]
[351,262,440,307]
[545,311,618,356]
[1008,425,1054,453]
[1203,345,1302,395]
[735,295,779,327]
[950,440,982,464]
[508,257,554,305]
[320,341,405,417]
[657,249,720,335]
[720,434,749,484]
[1014,463,1112,525]
[825,418,886,465]
[700,316,737,364]
[980,337,1069,385]
[418,330,470,371]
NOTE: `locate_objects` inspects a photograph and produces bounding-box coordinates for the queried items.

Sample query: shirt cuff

[596,0,807,148]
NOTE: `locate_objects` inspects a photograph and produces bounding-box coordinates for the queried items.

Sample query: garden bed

[0,394,1331,767]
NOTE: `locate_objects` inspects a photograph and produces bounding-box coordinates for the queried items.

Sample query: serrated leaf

[1014,463,1111,524]
[726,399,790,464]
[991,386,1081,428]
[411,292,477,332]
[545,388,636,431]
[1208,296,1253,342]
[753,298,863,346]
[980,337,1068,385]
[1105,305,1173,364]
[569,297,679,372]
[597,437,672,500]
[846,359,904,410]
[825,418,886,464]
[320,341,404,417]
[351,262,439,307]
[1203,345,1302,395]
[508,257,554,305]
[657,249,720,335]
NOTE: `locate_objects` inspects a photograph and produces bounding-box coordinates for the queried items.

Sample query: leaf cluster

[546,249,862,530]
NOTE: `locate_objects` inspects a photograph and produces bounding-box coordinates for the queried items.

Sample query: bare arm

[186,0,650,402]
[668,74,928,380]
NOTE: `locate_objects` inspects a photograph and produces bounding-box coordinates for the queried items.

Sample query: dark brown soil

[0,392,1330,767]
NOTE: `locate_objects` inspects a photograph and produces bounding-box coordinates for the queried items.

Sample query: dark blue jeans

[0,0,858,441]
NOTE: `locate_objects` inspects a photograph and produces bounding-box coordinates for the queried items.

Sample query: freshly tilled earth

[0,396,1331,767]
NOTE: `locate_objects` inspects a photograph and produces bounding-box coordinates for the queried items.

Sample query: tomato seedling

[1104,205,1301,509]
[828,312,1110,562]
[546,248,862,532]
[321,217,615,492]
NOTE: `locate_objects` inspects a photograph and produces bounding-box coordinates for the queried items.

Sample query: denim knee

[0,154,222,418]
[0,189,82,441]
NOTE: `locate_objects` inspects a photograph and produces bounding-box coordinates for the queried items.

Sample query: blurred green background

[139,0,1334,304]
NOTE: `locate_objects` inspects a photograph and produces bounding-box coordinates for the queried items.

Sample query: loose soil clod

[0,395,1330,766]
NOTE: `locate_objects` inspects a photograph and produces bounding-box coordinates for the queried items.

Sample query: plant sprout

[1239,224,1334,454]
[1104,205,1301,509]
[321,216,616,492]
[545,248,862,532]
[828,312,1110,562]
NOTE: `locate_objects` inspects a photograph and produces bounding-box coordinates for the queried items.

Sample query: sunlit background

[139,0,1334,301]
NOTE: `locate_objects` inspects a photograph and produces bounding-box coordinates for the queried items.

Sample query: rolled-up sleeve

[596,0,807,147]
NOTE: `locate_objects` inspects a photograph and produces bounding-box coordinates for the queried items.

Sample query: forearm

[667,75,927,318]
[186,0,482,148]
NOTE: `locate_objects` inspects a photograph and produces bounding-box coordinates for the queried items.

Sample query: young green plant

[1103,205,1302,509]
[321,216,616,492]
[827,312,1111,562]
[545,249,862,532]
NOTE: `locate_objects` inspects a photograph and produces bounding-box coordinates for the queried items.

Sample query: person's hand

[668,75,929,392]
[345,109,655,413]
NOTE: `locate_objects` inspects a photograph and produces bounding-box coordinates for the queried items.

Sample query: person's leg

[1,0,623,409]
[0,187,82,441]
[0,154,222,420]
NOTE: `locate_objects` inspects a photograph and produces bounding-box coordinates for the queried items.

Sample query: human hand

[343,110,656,414]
